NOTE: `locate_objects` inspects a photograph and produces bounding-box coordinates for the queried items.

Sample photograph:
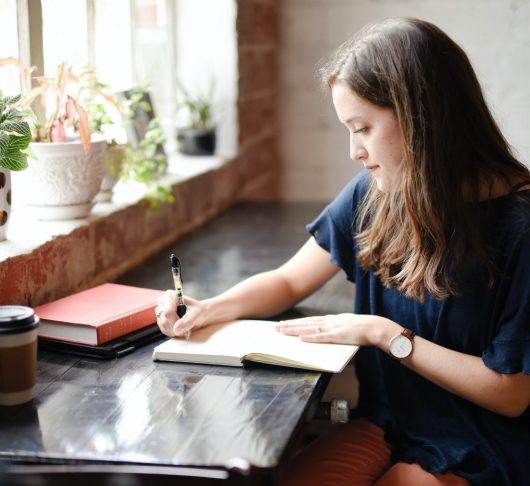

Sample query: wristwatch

[388,328,416,362]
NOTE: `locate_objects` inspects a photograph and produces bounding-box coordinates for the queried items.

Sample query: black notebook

[38,324,163,359]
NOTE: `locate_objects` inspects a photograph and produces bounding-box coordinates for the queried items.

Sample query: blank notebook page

[153,320,358,371]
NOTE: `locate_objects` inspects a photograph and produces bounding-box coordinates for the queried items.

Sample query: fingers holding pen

[155,291,179,337]
[163,290,179,325]
[172,296,203,337]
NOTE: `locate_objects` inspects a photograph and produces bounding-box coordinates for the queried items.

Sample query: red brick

[143,185,187,244]
[238,49,277,97]
[93,205,145,276]
[238,135,279,186]
[241,175,279,201]
[238,94,277,144]
[211,158,242,207]
[237,2,278,46]
[0,257,27,306]
[26,227,94,307]
[183,172,215,223]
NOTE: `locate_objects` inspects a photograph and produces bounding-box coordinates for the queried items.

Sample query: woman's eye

[354,127,367,134]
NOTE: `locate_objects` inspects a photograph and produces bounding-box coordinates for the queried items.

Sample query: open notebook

[152,320,359,372]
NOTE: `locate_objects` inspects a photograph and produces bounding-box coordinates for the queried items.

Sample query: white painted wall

[174,0,238,158]
[279,0,530,202]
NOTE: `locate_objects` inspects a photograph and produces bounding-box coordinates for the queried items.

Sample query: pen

[170,254,189,340]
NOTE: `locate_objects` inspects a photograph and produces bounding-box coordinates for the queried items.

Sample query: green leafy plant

[0,92,35,171]
[82,78,173,210]
[177,79,216,130]
[120,117,173,210]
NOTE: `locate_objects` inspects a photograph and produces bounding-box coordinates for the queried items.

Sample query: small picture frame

[116,90,165,157]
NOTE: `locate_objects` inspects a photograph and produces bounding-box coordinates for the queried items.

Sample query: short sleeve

[482,226,530,375]
[306,170,370,283]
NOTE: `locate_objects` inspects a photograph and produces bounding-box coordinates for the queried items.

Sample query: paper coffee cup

[0,306,40,406]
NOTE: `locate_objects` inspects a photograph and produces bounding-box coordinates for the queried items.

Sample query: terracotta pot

[13,135,107,220]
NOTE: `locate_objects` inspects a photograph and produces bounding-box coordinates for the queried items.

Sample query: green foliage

[83,87,116,135]
[0,92,33,171]
[81,78,173,211]
[120,117,174,210]
[177,79,216,130]
[126,79,152,115]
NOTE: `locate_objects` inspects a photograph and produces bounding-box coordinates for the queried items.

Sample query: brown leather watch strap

[401,328,416,340]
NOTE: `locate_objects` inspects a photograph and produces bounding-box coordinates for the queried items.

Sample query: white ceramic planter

[14,135,107,220]
[0,169,12,241]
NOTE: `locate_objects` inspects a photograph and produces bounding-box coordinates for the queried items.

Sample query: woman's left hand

[275,313,395,346]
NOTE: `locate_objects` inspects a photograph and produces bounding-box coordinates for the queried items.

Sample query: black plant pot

[177,128,216,156]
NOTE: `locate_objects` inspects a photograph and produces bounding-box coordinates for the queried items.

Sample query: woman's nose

[350,143,368,162]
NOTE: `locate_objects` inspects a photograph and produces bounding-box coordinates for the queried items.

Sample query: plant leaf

[0,146,28,171]
[86,86,117,106]
[1,94,21,107]
[0,121,32,150]
[69,96,91,153]
[34,76,55,87]
[56,62,66,85]
[17,108,40,127]
[51,119,66,142]
[23,144,38,160]
[0,133,9,155]
[0,57,22,70]
[22,86,46,108]
[22,65,38,79]
[65,98,76,126]
[4,108,22,123]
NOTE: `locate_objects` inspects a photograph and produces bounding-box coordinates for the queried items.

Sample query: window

[131,0,177,119]
[40,0,175,119]
[1,0,237,156]
[41,0,89,76]
[0,0,20,95]
[93,0,134,91]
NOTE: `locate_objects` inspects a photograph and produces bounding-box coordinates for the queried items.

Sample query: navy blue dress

[306,170,530,486]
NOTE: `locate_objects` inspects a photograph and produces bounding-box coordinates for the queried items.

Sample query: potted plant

[0,59,112,220]
[0,92,33,241]
[176,80,216,156]
[120,116,172,210]
[80,76,127,202]
[84,80,173,209]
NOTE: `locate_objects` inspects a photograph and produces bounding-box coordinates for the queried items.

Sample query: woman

[156,18,530,486]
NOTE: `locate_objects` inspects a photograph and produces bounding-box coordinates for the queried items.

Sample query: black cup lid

[0,306,39,334]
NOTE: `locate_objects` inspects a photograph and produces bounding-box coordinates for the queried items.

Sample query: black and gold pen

[170,254,189,340]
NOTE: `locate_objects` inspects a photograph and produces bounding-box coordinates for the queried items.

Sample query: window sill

[0,153,238,307]
[1,153,227,260]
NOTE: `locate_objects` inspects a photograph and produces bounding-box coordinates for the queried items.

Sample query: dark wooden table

[0,203,356,485]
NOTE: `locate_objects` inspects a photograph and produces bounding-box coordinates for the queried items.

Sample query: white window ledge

[0,153,228,262]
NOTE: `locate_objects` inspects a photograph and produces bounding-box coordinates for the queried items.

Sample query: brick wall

[0,2,281,307]
[236,0,280,200]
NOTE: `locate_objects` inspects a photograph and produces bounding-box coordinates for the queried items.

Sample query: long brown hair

[318,18,530,302]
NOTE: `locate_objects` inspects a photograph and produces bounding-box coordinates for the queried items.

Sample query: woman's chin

[374,177,390,193]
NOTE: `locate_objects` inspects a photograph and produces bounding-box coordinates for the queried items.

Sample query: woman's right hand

[155,290,209,338]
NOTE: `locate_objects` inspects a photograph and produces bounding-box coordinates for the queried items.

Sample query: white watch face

[389,335,412,359]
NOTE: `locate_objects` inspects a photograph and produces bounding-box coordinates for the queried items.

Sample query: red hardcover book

[34,283,164,346]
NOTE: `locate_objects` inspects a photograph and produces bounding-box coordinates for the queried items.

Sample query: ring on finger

[315,326,321,334]
[156,309,163,319]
